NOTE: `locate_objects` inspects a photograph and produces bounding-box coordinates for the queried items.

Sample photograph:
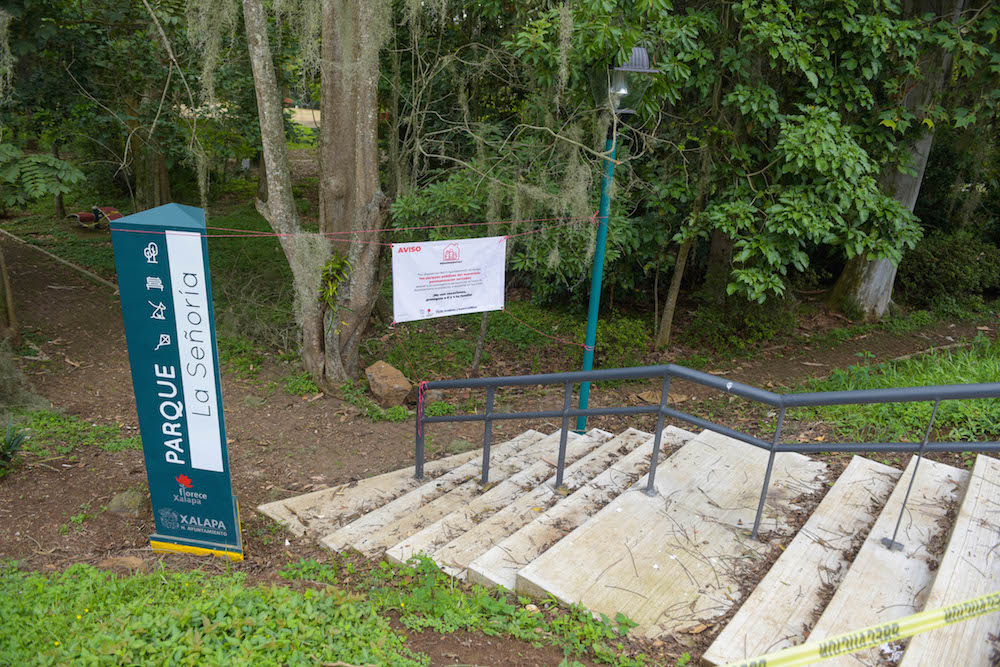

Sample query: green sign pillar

[111,203,243,561]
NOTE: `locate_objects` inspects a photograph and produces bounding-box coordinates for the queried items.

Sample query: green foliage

[217,335,267,379]
[319,252,352,310]
[574,313,651,368]
[383,405,410,422]
[280,555,646,666]
[280,557,340,584]
[287,126,319,151]
[339,379,410,423]
[282,371,320,397]
[683,293,797,354]
[0,562,421,666]
[14,409,141,457]
[424,401,456,417]
[793,334,1000,442]
[690,106,920,303]
[0,144,84,212]
[0,420,26,477]
[897,233,1000,307]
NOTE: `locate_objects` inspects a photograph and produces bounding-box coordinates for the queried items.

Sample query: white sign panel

[165,230,224,472]
[392,236,506,323]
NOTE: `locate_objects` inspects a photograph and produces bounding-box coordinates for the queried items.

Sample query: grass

[339,379,412,422]
[808,309,936,348]
[281,555,646,666]
[0,557,651,666]
[13,409,142,457]
[216,335,268,379]
[0,562,421,666]
[282,371,320,396]
[790,334,1000,443]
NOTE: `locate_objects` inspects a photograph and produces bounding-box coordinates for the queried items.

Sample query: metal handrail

[414,363,1000,542]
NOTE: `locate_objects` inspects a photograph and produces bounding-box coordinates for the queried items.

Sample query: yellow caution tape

[723,590,1000,667]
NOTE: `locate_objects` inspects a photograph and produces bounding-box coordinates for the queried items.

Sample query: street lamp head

[591,46,659,115]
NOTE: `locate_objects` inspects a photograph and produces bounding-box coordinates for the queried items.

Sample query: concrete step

[257,447,485,537]
[314,429,545,553]
[806,455,969,667]
[467,426,696,591]
[900,455,1000,667]
[702,455,901,665]
[377,428,614,562]
[515,430,828,638]
[322,429,595,555]
[387,428,650,575]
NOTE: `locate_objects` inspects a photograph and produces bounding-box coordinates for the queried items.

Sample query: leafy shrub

[0,420,26,477]
[897,233,1000,307]
[0,143,85,212]
[283,371,320,396]
[573,314,651,369]
[383,405,410,422]
[682,292,797,353]
[424,401,456,417]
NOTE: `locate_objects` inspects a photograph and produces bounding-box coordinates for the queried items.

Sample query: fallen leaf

[635,390,659,404]
[977,326,991,331]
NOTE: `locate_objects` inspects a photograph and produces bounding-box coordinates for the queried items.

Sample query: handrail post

[751,406,785,539]
[883,399,941,551]
[645,375,672,496]
[415,401,425,480]
[481,386,496,485]
[555,382,573,488]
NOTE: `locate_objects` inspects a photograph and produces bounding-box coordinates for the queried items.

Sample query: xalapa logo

[173,473,208,505]
[158,508,180,530]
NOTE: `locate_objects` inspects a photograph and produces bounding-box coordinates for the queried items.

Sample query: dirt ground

[0,233,995,665]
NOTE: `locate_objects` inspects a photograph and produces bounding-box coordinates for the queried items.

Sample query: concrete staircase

[260,427,998,665]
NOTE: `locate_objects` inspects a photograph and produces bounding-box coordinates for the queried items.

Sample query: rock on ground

[107,487,149,518]
[365,361,412,408]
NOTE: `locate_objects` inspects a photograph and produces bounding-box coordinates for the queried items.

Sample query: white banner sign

[392,236,506,323]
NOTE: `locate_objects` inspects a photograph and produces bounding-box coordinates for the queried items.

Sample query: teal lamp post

[576,47,658,432]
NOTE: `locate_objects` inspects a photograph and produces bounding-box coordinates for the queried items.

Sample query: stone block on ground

[107,487,149,518]
[365,361,411,408]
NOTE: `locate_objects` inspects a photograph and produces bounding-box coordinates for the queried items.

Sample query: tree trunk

[319,0,387,381]
[255,152,269,203]
[655,239,692,349]
[829,0,963,320]
[0,245,16,342]
[157,152,171,204]
[135,144,171,211]
[470,312,489,377]
[243,0,327,380]
[53,145,66,218]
